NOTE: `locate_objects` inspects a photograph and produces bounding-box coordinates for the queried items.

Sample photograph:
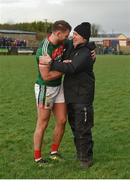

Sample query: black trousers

[67,103,94,161]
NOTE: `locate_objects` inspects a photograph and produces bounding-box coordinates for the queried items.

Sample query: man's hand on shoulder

[87,41,96,61]
[91,50,96,61]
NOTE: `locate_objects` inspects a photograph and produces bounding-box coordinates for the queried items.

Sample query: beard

[57,39,64,44]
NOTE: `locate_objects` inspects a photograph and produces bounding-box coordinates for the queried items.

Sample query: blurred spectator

[0,37,27,48]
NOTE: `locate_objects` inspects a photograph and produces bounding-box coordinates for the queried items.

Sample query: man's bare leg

[50,103,67,155]
[34,106,51,161]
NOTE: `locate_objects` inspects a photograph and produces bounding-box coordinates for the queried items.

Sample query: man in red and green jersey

[33,20,72,165]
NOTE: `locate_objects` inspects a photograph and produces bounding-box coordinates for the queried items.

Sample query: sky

[0,0,130,37]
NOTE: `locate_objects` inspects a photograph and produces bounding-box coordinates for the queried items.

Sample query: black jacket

[51,41,95,104]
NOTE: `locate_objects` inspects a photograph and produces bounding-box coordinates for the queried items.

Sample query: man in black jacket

[40,22,95,168]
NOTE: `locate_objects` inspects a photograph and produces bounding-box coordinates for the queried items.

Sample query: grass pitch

[0,55,130,178]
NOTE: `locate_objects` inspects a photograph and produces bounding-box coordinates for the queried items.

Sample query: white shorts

[34,83,65,109]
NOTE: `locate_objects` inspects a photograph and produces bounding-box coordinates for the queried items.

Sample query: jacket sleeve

[51,48,93,74]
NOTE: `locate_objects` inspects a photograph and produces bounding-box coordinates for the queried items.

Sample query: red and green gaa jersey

[35,37,64,86]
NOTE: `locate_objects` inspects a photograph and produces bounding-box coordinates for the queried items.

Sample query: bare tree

[91,23,101,37]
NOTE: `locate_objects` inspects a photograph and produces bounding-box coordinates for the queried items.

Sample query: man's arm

[39,57,63,81]
[40,50,92,74]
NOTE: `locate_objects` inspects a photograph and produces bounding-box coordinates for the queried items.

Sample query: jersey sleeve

[36,39,51,64]
[36,47,42,64]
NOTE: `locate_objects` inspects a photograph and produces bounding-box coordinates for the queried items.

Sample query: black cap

[74,22,91,40]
